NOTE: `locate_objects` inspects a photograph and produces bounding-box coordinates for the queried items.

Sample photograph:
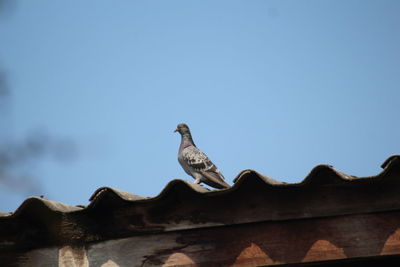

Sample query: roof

[1,155,400,253]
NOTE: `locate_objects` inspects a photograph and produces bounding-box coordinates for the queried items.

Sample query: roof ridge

[1,155,399,218]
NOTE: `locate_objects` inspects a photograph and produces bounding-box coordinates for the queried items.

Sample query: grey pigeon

[174,123,230,189]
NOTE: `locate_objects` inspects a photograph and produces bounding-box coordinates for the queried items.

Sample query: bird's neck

[180,133,195,149]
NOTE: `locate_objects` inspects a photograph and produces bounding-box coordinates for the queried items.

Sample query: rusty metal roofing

[1,155,400,252]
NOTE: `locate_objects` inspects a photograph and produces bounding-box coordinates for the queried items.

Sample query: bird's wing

[181,146,229,188]
[199,169,230,189]
[181,146,215,172]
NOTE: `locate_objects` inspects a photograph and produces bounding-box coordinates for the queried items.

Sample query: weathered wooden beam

[3,211,400,266]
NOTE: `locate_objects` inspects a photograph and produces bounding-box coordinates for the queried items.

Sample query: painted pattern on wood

[6,211,400,266]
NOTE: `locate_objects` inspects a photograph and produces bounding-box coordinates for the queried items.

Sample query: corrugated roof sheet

[1,155,399,251]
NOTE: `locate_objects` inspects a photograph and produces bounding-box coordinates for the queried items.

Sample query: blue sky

[0,0,399,212]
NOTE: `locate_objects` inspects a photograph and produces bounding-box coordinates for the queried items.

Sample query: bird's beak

[174,128,178,133]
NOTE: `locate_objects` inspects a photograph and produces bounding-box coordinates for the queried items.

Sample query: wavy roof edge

[1,154,399,218]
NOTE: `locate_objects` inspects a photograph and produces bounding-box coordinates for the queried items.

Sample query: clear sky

[0,0,399,212]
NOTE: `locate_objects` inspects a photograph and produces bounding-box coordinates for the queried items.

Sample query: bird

[174,123,230,189]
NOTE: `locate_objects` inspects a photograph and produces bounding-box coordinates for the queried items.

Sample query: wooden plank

[85,211,400,266]
[4,211,400,266]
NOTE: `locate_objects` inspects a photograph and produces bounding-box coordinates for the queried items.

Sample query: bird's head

[174,123,190,135]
